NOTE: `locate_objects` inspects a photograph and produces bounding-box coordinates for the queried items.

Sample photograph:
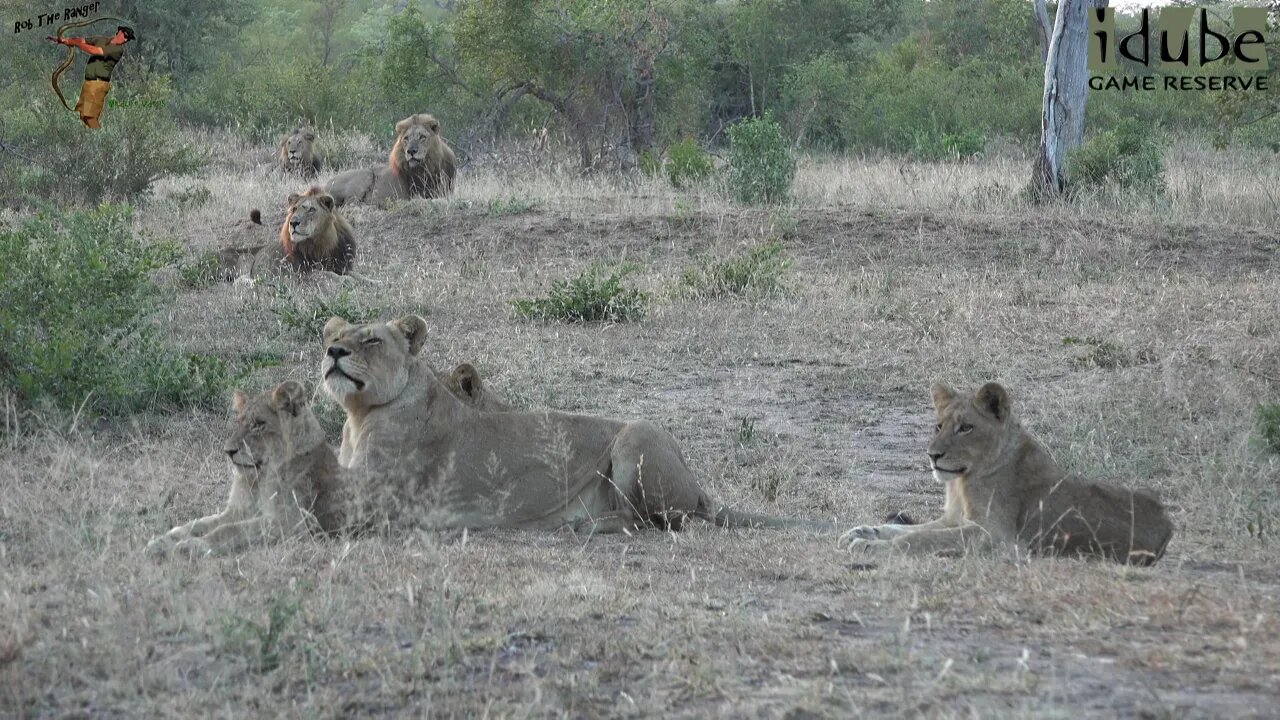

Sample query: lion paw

[144,534,177,559]
[839,525,883,544]
[843,536,894,555]
[173,537,213,558]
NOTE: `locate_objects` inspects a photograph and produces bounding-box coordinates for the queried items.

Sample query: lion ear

[231,390,248,414]
[272,381,307,417]
[451,363,481,399]
[975,382,1010,422]
[930,383,956,413]
[323,316,350,342]
[303,130,315,141]
[391,315,428,355]
[316,192,335,211]
[287,192,302,207]
[426,116,440,133]
[394,116,414,136]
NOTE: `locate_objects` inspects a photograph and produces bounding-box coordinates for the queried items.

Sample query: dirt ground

[3,148,1280,718]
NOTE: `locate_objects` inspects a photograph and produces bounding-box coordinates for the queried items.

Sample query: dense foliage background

[0,0,1276,203]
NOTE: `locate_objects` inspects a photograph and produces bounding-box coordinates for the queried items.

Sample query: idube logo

[1089,7,1270,91]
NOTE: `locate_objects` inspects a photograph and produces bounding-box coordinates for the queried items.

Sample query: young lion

[321,315,834,534]
[144,382,346,559]
[841,382,1174,565]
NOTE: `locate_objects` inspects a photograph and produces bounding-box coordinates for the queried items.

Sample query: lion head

[224,381,324,474]
[321,315,429,409]
[392,114,445,173]
[441,363,512,412]
[283,187,337,249]
[280,127,316,170]
[926,382,1012,483]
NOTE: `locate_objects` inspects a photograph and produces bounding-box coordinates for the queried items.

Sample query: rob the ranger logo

[1089,7,1270,91]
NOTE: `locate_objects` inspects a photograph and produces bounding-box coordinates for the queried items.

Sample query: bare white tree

[1031,0,1108,199]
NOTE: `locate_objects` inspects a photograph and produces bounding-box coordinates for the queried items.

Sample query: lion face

[281,129,315,168]
[925,382,1011,483]
[285,190,335,245]
[395,114,442,170]
[223,381,318,474]
[322,316,428,408]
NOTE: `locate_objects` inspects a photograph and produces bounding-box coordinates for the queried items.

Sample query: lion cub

[842,382,1174,565]
[144,382,345,559]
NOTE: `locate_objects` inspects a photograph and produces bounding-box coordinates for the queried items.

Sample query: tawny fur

[842,382,1174,565]
[276,126,324,178]
[320,316,832,534]
[143,382,347,559]
[324,114,457,206]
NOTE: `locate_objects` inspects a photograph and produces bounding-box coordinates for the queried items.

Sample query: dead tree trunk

[1031,0,1106,200]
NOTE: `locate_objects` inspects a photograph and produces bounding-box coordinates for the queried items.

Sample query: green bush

[726,114,796,205]
[681,240,792,297]
[272,286,386,337]
[512,265,649,323]
[665,139,713,188]
[0,205,235,416]
[1068,118,1167,195]
[0,74,205,208]
[912,127,986,161]
[638,149,663,177]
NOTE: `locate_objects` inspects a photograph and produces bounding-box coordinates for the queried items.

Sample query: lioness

[276,126,324,178]
[841,382,1174,565]
[250,187,357,276]
[144,382,346,559]
[325,114,456,206]
[321,315,831,533]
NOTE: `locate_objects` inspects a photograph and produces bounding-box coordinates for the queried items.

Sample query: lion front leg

[846,523,993,558]
[144,509,236,558]
[176,515,278,557]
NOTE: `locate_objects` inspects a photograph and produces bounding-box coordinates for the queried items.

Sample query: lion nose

[327,345,350,359]
[928,452,944,463]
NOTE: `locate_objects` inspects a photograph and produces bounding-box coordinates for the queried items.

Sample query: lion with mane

[325,114,457,206]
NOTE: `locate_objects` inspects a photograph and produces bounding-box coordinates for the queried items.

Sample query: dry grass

[3,132,1280,717]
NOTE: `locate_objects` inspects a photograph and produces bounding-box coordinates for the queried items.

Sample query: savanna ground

[3,134,1280,718]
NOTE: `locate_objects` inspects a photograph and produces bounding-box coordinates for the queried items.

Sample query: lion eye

[935,423,942,431]
[362,337,381,346]
[251,420,266,431]
[958,423,973,433]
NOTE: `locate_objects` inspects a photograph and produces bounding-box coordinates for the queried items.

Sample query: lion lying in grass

[321,315,833,534]
[841,382,1174,565]
[144,382,346,559]
[215,188,357,280]
[144,365,509,559]
[325,114,456,206]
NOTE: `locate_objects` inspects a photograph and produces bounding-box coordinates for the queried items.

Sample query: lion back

[1020,478,1174,565]
[327,214,357,275]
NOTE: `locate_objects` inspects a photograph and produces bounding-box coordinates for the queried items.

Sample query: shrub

[1067,118,1167,195]
[665,139,713,188]
[638,149,663,177]
[272,286,386,337]
[0,205,235,416]
[0,74,205,208]
[512,265,649,323]
[726,114,796,205]
[681,240,792,297]
[912,127,986,161]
